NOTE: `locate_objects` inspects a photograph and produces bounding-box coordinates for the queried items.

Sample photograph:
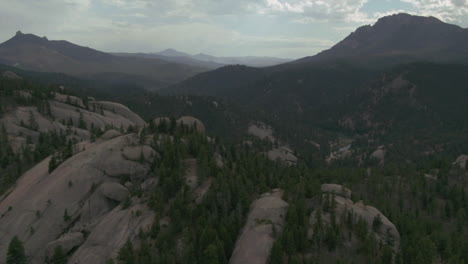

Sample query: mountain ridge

[0,31,210,90]
[295,13,468,65]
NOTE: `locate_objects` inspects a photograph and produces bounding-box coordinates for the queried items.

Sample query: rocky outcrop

[321,184,352,199]
[54,92,85,108]
[247,122,275,142]
[214,153,224,168]
[89,101,146,127]
[154,117,171,126]
[177,116,205,133]
[453,155,468,170]
[100,129,122,140]
[99,183,129,202]
[0,134,153,263]
[122,145,157,162]
[2,71,21,79]
[67,203,154,264]
[184,159,198,189]
[0,94,146,156]
[45,232,84,258]
[267,146,297,165]
[370,145,386,165]
[230,189,289,264]
[309,184,400,253]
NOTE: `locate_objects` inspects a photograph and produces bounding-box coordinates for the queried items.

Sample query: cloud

[254,0,371,23]
[400,0,468,21]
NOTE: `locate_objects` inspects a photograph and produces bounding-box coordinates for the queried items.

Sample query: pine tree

[50,246,66,264]
[6,236,26,264]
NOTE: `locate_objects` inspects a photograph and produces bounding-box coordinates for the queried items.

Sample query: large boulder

[230,189,289,264]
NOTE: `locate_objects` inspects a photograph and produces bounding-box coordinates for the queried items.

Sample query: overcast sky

[1,0,467,58]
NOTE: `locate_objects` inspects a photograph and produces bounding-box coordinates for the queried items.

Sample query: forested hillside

[0,69,467,264]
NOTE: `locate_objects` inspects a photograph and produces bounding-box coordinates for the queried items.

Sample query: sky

[0,0,467,59]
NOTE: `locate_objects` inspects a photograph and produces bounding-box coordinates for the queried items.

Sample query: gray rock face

[45,232,84,258]
[99,183,129,202]
[230,189,289,264]
[0,134,152,263]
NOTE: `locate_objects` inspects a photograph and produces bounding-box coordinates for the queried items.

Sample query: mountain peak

[157,48,191,57]
[374,13,445,27]
[296,13,468,65]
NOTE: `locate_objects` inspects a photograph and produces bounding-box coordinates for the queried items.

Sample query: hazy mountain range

[113,49,292,68]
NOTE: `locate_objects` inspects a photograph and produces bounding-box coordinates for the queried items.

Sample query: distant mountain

[296,13,468,65]
[170,13,468,97]
[112,51,223,69]
[114,49,292,68]
[157,48,192,57]
[190,52,292,67]
[0,31,210,90]
[151,49,292,67]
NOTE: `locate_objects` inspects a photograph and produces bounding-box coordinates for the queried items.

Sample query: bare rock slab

[230,189,289,264]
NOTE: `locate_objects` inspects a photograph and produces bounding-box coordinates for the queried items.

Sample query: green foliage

[49,246,67,264]
[6,236,26,264]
